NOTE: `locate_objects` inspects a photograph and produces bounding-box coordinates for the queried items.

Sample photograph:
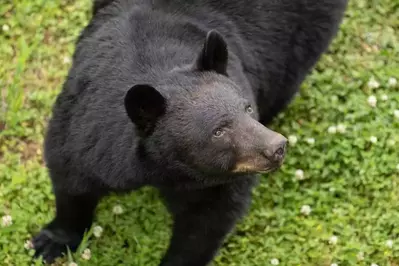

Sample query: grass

[0,0,398,265]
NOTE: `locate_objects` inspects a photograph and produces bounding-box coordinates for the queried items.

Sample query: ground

[0,1,398,265]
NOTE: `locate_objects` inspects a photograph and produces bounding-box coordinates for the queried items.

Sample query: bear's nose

[272,141,286,162]
[263,136,287,163]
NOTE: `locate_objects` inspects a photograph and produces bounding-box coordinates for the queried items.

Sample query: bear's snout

[231,119,287,174]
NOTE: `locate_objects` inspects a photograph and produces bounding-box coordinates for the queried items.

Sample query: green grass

[1,0,398,265]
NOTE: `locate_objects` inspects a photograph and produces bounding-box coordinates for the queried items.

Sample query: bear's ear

[124,84,166,136]
[195,30,228,75]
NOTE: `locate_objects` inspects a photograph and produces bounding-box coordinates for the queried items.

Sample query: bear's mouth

[231,159,284,175]
[257,164,281,174]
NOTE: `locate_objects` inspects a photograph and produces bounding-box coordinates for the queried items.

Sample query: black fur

[32,0,348,265]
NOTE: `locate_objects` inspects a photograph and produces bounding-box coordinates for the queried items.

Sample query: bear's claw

[32,228,80,264]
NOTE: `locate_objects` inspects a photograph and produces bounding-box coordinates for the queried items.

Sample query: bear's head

[124,30,287,179]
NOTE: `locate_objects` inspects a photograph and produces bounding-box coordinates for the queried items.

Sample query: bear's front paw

[32,228,81,264]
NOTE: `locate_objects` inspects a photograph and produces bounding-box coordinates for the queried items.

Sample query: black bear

[32,0,348,265]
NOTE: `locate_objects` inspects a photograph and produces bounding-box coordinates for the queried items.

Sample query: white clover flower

[81,248,92,260]
[112,205,124,215]
[24,240,33,250]
[2,24,10,32]
[69,262,78,266]
[367,95,377,107]
[386,239,393,248]
[1,215,12,227]
[380,94,388,101]
[364,32,373,42]
[329,235,338,245]
[371,264,379,266]
[306,138,315,145]
[328,126,337,134]
[93,225,103,238]
[288,135,298,146]
[396,164,399,171]
[367,77,380,89]
[394,110,399,119]
[337,124,346,133]
[331,95,339,102]
[387,139,396,146]
[63,56,71,64]
[295,169,305,180]
[357,252,364,261]
[369,136,378,144]
[300,205,312,215]
[388,77,397,87]
[331,263,338,266]
[270,258,279,265]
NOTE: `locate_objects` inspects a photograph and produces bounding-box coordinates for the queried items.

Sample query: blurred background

[0,1,398,265]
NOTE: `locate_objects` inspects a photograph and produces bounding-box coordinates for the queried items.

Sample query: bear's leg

[159,177,256,266]
[32,191,101,264]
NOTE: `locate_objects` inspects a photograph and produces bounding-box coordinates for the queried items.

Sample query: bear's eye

[213,129,225,137]
[245,105,253,114]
